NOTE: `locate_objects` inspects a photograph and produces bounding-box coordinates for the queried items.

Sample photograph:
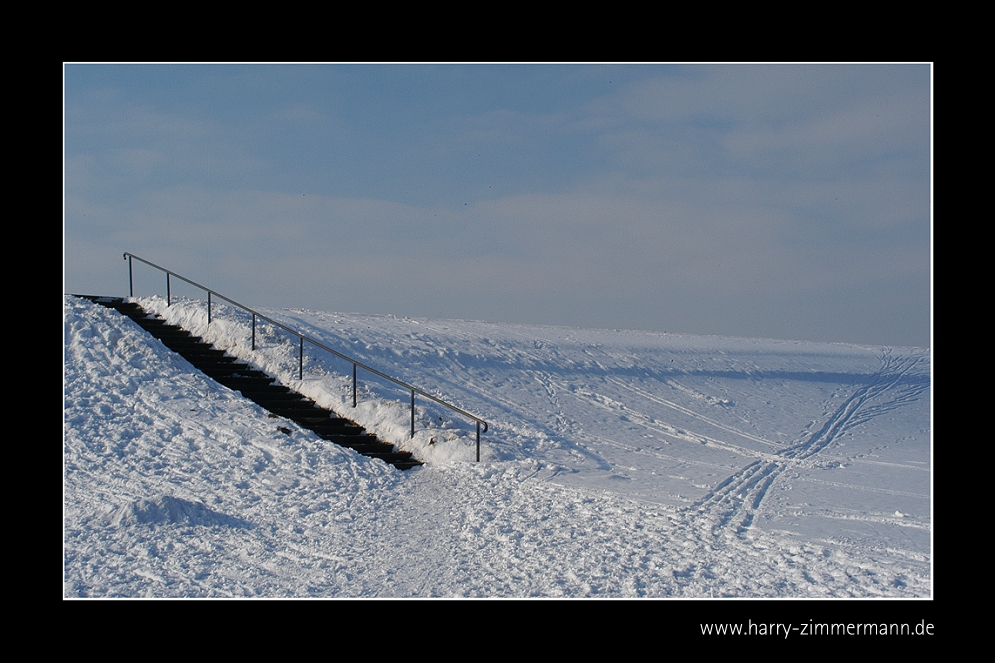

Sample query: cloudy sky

[64,63,931,347]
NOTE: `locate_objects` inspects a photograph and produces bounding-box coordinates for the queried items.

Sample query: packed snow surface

[64,295,931,597]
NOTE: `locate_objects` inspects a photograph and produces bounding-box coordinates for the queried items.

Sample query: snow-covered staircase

[77,296,422,470]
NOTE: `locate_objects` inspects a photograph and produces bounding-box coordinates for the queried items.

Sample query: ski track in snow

[64,296,931,598]
[690,350,930,539]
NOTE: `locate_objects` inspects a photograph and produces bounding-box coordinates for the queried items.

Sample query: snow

[64,294,931,599]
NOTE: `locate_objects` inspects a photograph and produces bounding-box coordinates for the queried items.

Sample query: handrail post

[166,273,171,306]
[476,421,481,462]
[251,314,256,350]
[411,390,415,438]
[126,254,133,297]
[299,336,304,381]
[207,292,212,325]
[352,363,357,407]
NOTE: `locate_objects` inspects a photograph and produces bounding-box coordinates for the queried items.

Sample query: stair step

[236,393,306,405]
[254,400,322,411]
[364,452,420,468]
[195,367,264,379]
[217,376,277,387]
[321,434,384,447]
[266,407,330,420]
[337,443,397,454]
[186,360,249,372]
[199,366,272,379]
[310,421,366,435]
[175,351,229,362]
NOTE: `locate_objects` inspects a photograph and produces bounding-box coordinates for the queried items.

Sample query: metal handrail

[123,252,489,460]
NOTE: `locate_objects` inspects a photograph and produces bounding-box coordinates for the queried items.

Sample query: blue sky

[64,63,931,347]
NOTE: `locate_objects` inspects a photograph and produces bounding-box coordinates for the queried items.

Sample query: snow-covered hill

[64,295,931,598]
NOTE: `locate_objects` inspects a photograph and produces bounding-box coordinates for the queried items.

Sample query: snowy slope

[64,295,931,598]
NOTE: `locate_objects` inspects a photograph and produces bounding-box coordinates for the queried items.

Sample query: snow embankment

[64,295,931,598]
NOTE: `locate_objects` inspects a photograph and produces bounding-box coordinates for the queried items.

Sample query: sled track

[691,352,927,537]
[780,353,926,461]
[605,376,777,450]
[692,460,782,535]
